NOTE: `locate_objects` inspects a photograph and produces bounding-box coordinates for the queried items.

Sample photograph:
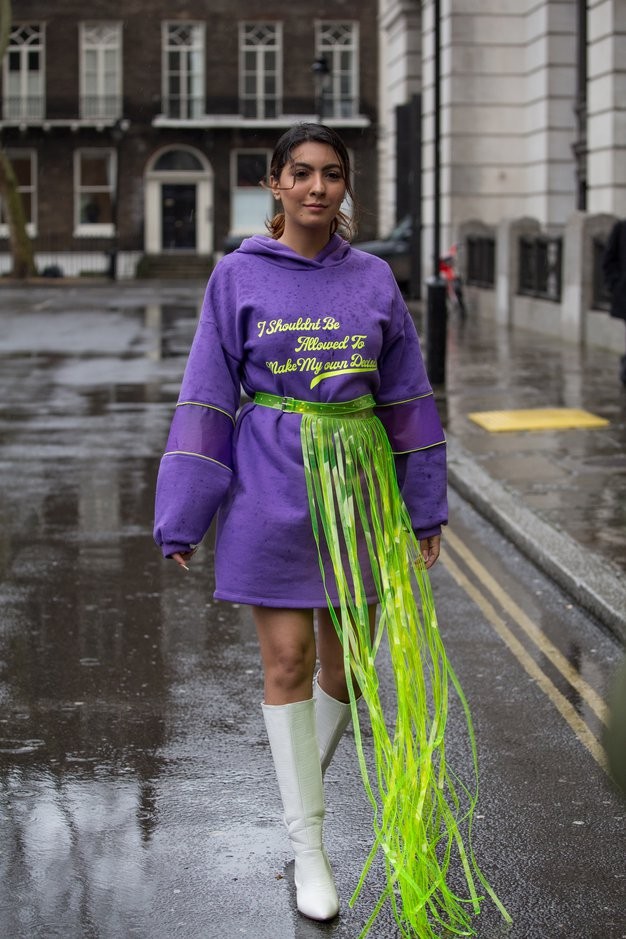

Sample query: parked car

[353,216,412,290]
[222,232,251,254]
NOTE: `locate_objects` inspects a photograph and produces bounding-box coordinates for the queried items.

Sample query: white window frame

[79,22,122,120]
[3,23,45,121]
[315,21,359,119]
[74,148,116,237]
[230,149,272,234]
[0,149,37,237]
[162,22,205,119]
[239,22,282,120]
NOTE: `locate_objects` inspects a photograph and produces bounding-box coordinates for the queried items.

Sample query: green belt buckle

[280,396,297,412]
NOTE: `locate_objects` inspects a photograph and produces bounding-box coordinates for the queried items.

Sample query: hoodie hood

[236,233,351,270]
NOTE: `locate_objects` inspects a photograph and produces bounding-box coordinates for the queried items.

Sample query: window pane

[153,149,203,171]
[237,153,267,187]
[232,189,270,232]
[11,157,32,186]
[81,154,110,186]
[80,192,112,224]
[26,73,41,96]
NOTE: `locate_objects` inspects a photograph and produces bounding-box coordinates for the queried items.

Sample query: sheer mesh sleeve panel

[164,402,233,470]
[375,393,446,453]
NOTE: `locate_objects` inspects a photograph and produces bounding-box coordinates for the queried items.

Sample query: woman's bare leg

[316,604,377,702]
[255,605,339,920]
[253,606,317,704]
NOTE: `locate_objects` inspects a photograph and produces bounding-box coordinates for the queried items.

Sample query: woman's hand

[171,549,196,572]
[419,535,441,570]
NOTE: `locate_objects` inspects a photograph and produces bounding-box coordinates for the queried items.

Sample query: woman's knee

[266,641,317,690]
[253,606,317,696]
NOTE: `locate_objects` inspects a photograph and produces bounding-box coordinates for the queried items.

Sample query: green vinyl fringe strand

[300,411,511,938]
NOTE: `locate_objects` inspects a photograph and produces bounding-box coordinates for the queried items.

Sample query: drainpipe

[573,0,587,211]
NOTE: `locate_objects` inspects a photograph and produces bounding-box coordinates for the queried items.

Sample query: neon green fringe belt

[254,391,510,937]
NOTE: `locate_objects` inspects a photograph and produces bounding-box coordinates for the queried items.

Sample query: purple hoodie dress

[154,234,447,607]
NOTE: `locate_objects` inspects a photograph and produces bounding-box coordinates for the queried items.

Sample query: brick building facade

[0,0,378,278]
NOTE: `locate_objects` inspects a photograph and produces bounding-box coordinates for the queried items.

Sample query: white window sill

[74,224,115,238]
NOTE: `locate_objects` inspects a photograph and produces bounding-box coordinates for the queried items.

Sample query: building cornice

[0,118,131,133]
[152,114,371,130]
[0,114,372,132]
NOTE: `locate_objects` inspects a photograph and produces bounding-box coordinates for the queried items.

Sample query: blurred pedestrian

[439,242,467,320]
[153,122,507,936]
[601,218,626,384]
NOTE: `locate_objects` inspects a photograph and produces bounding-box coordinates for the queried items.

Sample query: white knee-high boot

[313,675,353,777]
[262,698,340,921]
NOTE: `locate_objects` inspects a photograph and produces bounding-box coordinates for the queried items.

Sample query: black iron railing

[592,236,611,310]
[518,235,562,302]
[466,235,495,288]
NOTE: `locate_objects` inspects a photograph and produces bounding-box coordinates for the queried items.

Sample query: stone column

[587,0,626,214]
[496,216,540,326]
[561,210,616,343]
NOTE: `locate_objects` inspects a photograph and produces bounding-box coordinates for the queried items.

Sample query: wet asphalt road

[0,285,624,939]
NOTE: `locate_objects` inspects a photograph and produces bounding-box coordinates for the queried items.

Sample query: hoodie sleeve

[375,284,447,539]
[154,272,242,557]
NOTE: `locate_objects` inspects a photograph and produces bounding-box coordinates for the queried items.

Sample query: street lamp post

[108,117,129,280]
[425,0,447,385]
[311,55,330,122]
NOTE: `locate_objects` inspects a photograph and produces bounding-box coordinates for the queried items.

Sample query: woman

[154,123,507,936]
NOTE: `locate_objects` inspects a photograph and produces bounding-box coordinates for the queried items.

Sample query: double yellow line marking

[441,528,608,771]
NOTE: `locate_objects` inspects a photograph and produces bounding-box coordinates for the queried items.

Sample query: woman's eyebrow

[290,161,342,171]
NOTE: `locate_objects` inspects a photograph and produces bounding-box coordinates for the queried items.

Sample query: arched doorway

[144,146,214,254]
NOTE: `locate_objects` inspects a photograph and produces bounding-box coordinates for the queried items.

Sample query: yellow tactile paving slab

[467,407,610,432]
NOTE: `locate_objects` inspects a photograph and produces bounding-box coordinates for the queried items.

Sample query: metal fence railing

[592,236,611,311]
[518,235,562,302]
[0,232,117,279]
[466,235,495,288]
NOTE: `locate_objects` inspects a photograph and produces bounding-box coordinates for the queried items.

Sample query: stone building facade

[0,0,378,278]
[378,0,626,352]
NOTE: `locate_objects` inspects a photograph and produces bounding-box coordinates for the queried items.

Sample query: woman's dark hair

[265,122,358,240]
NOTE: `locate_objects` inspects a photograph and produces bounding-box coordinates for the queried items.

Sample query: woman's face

[271,141,347,236]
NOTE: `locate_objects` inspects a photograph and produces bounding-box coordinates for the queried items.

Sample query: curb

[447,438,626,645]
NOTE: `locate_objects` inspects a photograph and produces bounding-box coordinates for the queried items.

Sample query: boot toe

[294,849,340,921]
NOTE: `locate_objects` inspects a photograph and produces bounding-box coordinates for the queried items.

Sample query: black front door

[162,184,197,249]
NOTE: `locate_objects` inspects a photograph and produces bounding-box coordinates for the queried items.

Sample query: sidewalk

[411,302,626,643]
